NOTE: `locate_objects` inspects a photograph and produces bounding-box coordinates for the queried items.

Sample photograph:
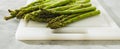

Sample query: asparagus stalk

[24,9,55,22]
[48,6,96,15]
[48,15,67,24]
[16,0,60,19]
[24,10,41,22]
[63,10,100,25]
[59,14,79,22]
[79,0,90,3]
[21,0,46,10]
[31,16,54,22]
[68,0,90,5]
[44,0,71,9]
[23,3,92,21]
[23,8,59,22]
[5,0,91,20]
[4,0,49,20]
[16,0,90,19]
[67,3,91,10]
[47,10,100,29]
[4,9,19,20]
[50,3,91,11]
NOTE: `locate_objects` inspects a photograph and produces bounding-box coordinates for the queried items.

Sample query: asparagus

[59,14,79,22]
[31,16,54,22]
[15,0,90,19]
[23,8,59,22]
[16,0,51,12]
[68,0,90,5]
[4,9,19,20]
[47,10,100,29]
[67,3,91,10]
[50,3,91,11]
[24,10,41,22]
[4,0,49,20]
[48,15,67,24]
[79,0,90,3]
[21,0,46,10]
[25,0,47,7]
[16,0,60,19]
[22,3,92,20]
[44,0,71,9]
[63,10,100,24]
[24,9,55,22]
[47,6,96,15]
[5,0,91,20]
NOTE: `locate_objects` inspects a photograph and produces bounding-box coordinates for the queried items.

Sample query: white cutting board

[16,0,120,40]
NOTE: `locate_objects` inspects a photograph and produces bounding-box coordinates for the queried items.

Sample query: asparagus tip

[8,9,13,12]
[4,15,16,20]
[4,16,10,20]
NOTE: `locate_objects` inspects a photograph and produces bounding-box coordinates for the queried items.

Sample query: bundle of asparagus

[4,0,100,29]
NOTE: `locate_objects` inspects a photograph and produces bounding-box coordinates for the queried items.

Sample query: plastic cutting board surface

[16,0,120,40]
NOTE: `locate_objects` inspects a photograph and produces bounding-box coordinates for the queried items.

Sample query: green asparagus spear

[4,9,19,20]
[79,0,90,3]
[48,10,100,29]
[44,0,71,9]
[47,6,96,15]
[16,0,59,19]
[31,16,53,22]
[16,0,51,11]
[20,0,46,10]
[67,3,91,10]
[4,0,49,20]
[49,0,91,11]
[22,3,92,20]
[5,0,91,20]
[24,10,55,22]
[50,3,91,11]
[50,5,75,11]
[23,9,58,22]
[25,0,47,7]
[68,0,90,5]
[16,0,90,19]
[48,15,67,24]
[63,10,100,25]
[24,10,41,22]
[59,14,79,22]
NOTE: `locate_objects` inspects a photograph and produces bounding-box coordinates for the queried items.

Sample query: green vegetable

[31,16,53,22]
[4,9,19,20]
[47,6,96,15]
[22,3,91,20]
[47,10,100,29]
[4,0,49,20]
[24,10,54,22]
[21,0,46,10]
[4,0,102,29]
[48,15,67,24]
[5,0,91,20]
[44,0,71,9]
[50,3,91,11]
[69,0,90,5]
[16,0,59,19]
[67,3,91,10]
[23,9,58,22]
[63,10,100,24]
[59,14,79,22]
[24,10,41,22]
[79,0,90,3]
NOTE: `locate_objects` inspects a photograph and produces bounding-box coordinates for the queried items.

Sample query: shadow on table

[21,40,120,45]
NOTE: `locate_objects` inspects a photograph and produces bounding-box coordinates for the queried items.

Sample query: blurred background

[0,0,120,49]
